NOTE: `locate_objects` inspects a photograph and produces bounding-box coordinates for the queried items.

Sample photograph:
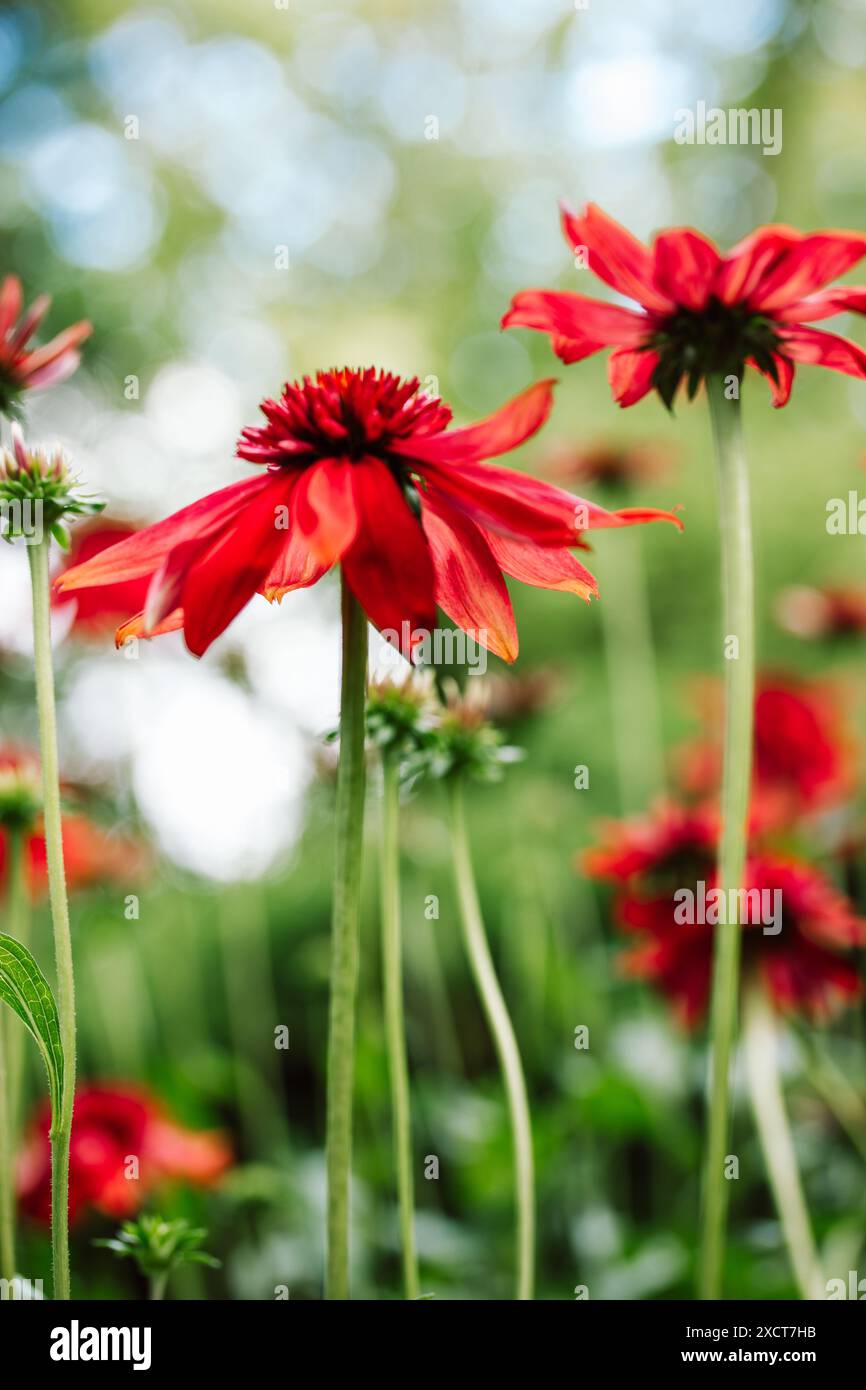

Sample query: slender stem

[805,1043,866,1166]
[0,829,29,1282]
[325,576,368,1300]
[743,986,823,1299]
[379,757,420,1299]
[698,378,755,1301]
[598,526,667,812]
[28,540,76,1302]
[448,775,535,1300]
[149,1270,169,1301]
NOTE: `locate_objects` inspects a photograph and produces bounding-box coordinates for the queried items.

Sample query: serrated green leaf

[0,933,64,1121]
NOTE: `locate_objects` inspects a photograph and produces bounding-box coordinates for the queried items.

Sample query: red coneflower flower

[775,583,866,640]
[503,203,866,408]
[0,276,91,417]
[583,803,866,1025]
[0,743,146,896]
[17,1084,231,1224]
[676,675,857,819]
[53,519,151,637]
[53,370,680,659]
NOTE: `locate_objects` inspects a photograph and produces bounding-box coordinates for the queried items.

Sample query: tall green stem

[325,577,368,1300]
[698,379,755,1300]
[743,986,823,1299]
[379,757,419,1299]
[448,776,534,1300]
[598,527,667,812]
[0,829,29,1283]
[28,540,76,1302]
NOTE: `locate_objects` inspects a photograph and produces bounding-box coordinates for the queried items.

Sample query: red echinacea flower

[503,203,866,408]
[0,276,91,417]
[676,675,857,820]
[583,802,866,1025]
[53,370,680,660]
[18,1084,231,1224]
[53,519,151,637]
[0,743,147,897]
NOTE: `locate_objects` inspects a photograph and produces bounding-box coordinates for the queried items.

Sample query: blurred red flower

[775,584,866,640]
[676,675,857,819]
[53,520,150,637]
[0,276,91,416]
[583,802,866,1025]
[544,439,674,492]
[503,203,866,408]
[18,1084,232,1224]
[54,369,680,660]
[0,743,147,897]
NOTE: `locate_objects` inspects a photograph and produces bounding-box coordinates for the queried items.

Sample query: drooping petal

[341,458,437,658]
[501,290,649,349]
[54,474,276,592]
[0,276,23,340]
[608,346,660,407]
[144,536,214,632]
[420,493,518,662]
[392,379,555,468]
[260,534,332,603]
[751,231,866,314]
[559,202,672,314]
[773,285,866,323]
[19,321,93,374]
[748,353,795,407]
[774,325,866,379]
[714,225,803,305]
[481,529,598,600]
[114,608,184,648]
[292,457,359,563]
[422,462,682,546]
[22,352,84,391]
[652,228,721,311]
[181,475,296,657]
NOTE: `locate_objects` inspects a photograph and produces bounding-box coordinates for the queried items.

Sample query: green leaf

[0,933,64,1121]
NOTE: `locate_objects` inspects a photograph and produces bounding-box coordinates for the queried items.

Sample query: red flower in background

[53,520,150,637]
[583,803,866,1025]
[18,1084,231,1224]
[544,439,673,492]
[677,675,857,819]
[0,744,147,897]
[54,369,681,660]
[503,203,866,408]
[0,276,91,416]
[775,584,866,640]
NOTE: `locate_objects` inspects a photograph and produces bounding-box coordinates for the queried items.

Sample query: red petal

[54,475,275,591]
[501,289,648,349]
[292,457,360,563]
[775,325,866,379]
[652,228,721,311]
[19,320,92,373]
[0,276,23,340]
[114,608,184,648]
[559,202,672,314]
[341,458,436,658]
[748,353,795,407]
[181,476,296,656]
[752,231,866,313]
[607,346,660,407]
[481,529,598,600]
[143,536,213,632]
[421,494,518,662]
[393,379,555,468]
[714,225,803,305]
[774,285,866,323]
[22,352,83,390]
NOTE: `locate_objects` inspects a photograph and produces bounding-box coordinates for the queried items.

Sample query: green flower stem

[149,1271,170,1301]
[698,379,755,1301]
[598,527,666,813]
[325,576,368,1300]
[448,775,535,1301]
[0,829,30,1282]
[743,986,823,1300]
[379,756,420,1300]
[28,539,76,1302]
